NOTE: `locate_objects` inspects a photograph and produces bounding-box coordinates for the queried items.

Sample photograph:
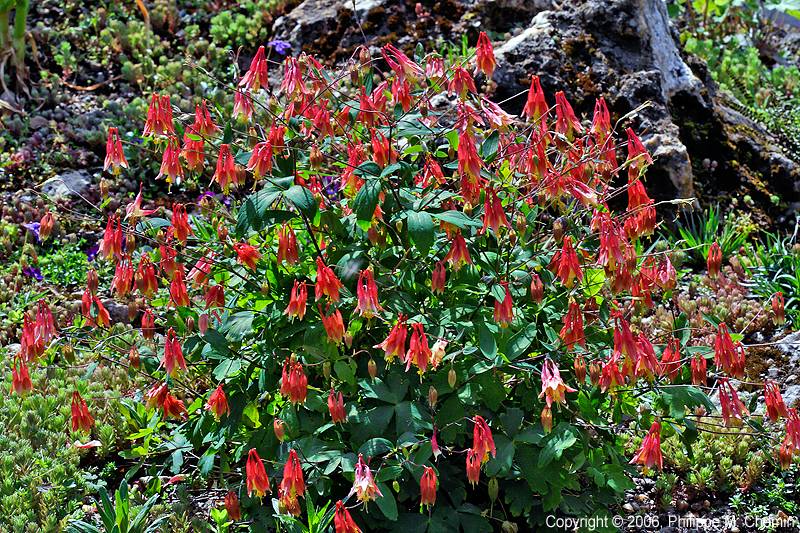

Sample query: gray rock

[42,170,93,200]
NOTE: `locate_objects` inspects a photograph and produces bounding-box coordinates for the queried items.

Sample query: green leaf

[235,187,283,236]
[375,483,398,521]
[506,322,537,361]
[407,210,434,255]
[352,179,381,222]
[480,130,500,161]
[431,210,482,228]
[213,358,243,381]
[284,185,317,217]
[359,438,394,456]
[538,425,578,467]
[477,322,497,359]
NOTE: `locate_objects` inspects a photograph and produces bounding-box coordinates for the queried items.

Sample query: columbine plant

[11,34,797,530]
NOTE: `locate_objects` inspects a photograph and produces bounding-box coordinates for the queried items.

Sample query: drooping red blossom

[406,322,432,374]
[465,448,481,487]
[182,125,205,171]
[111,257,134,297]
[625,127,653,181]
[599,354,625,392]
[539,358,576,407]
[159,242,178,279]
[104,127,128,174]
[246,141,273,179]
[320,305,345,345]
[374,315,408,362]
[277,225,299,265]
[691,354,707,386]
[719,378,749,426]
[431,261,446,294]
[356,269,382,318]
[71,391,95,432]
[714,323,744,378]
[780,409,800,469]
[143,94,175,137]
[279,449,305,515]
[772,291,786,326]
[169,268,191,308]
[635,334,659,380]
[630,421,663,471]
[193,100,218,137]
[420,466,438,508]
[522,75,548,123]
[457,132,482,203]
[157,136,184,184]
[334,501,361,533]
[141,308,156,340]
[204,284,225,309]
[472,415,496,464]
[81,290,111,328]
[284,280,308,321]
[352,453,382,503]
[281,358,308,404]
[381,43,423,81]
[233,242,261,269]
[450,67,477,98]
[162,390,188,420]
[233,90,254,121]
[246,448,271,498]
[554,91,582,139]
[163,327,186,376]
[135,257,158,298]
[315,257,343,302]
[239,46,269,92]
[530,272,544,303]
[225,491,241,521]
[550,236,583,288]
[765,380,789,422]
[100,215,123,260]
[171,203,193,244]
[623,180,656,239]
[11,356,33,395]
[445,232,472,271]
[559,300,585,349]
[658,338,682,382]
[328,389,347,423]
[214,144,240,193]
[475,31,495,77]
[206,384,230,420]
[481,187,508,235]
[707,241,722,278]
[493,281,514,328]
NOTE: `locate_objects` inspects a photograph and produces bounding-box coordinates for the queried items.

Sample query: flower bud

[395,220,403,233]
[87,269,99,294]
[344,332,353,348]
[392,480,401,493]
[359,46,371,66]
[541,406,553,433]
[368,358,377,379]
[448,367,457,389]
[515,214,527,235]
[63,343,75,364]
[39,212,55,241]
[463,202,473,215]
[488,477,499,502]
[186,316,195,334]
[589,360,601,385]
[573,355,586,385]
[428,386,438,408]
[274,418,286,441]
[129,345,140,369]
[199,313,209,334]
[553,217,566,244]
[323,361,331,380]
[217,223,228,242]
[501,522,519,533]
[100,178,110,198]
[309,145,323,169]
[127,301,139,323]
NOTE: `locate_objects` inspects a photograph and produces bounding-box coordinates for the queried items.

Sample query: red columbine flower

[356,269,382,318]
[374,315,407,362]
[246,141,273,179]
[284,281,308,321]
[233,90,254,121]
[163,327,186,376]
[635,334,659,380]
[371,130,394,168]
[160,242,178,279]
[522,75,548,123]
[429,261,446,295]
[406,323,432,374]
[135,257,158,298]
[493,281,514,328]
[328,389,347,423]
[273,418,286,442]
[169,268,190,307]
[457,132,482,203]
[574,355,586,385]
[182,126,205,172]
[71,391,95,432]
[539,358,576,408]
[193,100,218,137]
[225,491,241,521]
[158,136,184,184]
[214,144,240,193]
[559,301,585,349]
[204,284,225,309]
[381,43,422,81]
[315,257,343,302]
[630,421,663,471]
[719,378,749,426]
[550,236,583,288]
[391,78,412,112]
[206,384,230,420]
[419,467,438,508]
[82,290,111,328]
[481,187,508,235]
[625,128,653,181]
[780,409,800,469]
[772,292,786,326]
[11,356,32,395]
[279,449,305,515]
[239,46,269,92]
[143,94,174,137]
[162,390,188,420]
[656,255,677,290]
[320,305,345,345]
[449,67,477,98]
[334,501,361,533]
[281,358,308,404]
[691,354,707,386]
[100,215,123,260]
[171,203,193,244]
[623,180,656,239]
[765,380,789,422]
[277,225,299,265]
[445,232,472,271]
[352,453,382,503]
[141,308,156,340]
[530,272,544,303]
[104,127,128,174]
[599,354,625,392]
[554,91,582,139]
[659,338,682,382]
[475,31,495,77]
[707,242,722,278]
[246,448,271,498]
[714,323,739,377]
[233,242,261,269]
[465,448,481,486]
[124,184,157,222]
[472,415,496,464]
[111,257,134,297]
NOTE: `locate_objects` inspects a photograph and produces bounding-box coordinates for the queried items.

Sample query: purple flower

[86,244,99,262]
[23,266,43,281]
[268,40,292,55]
[23,222,41,243]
